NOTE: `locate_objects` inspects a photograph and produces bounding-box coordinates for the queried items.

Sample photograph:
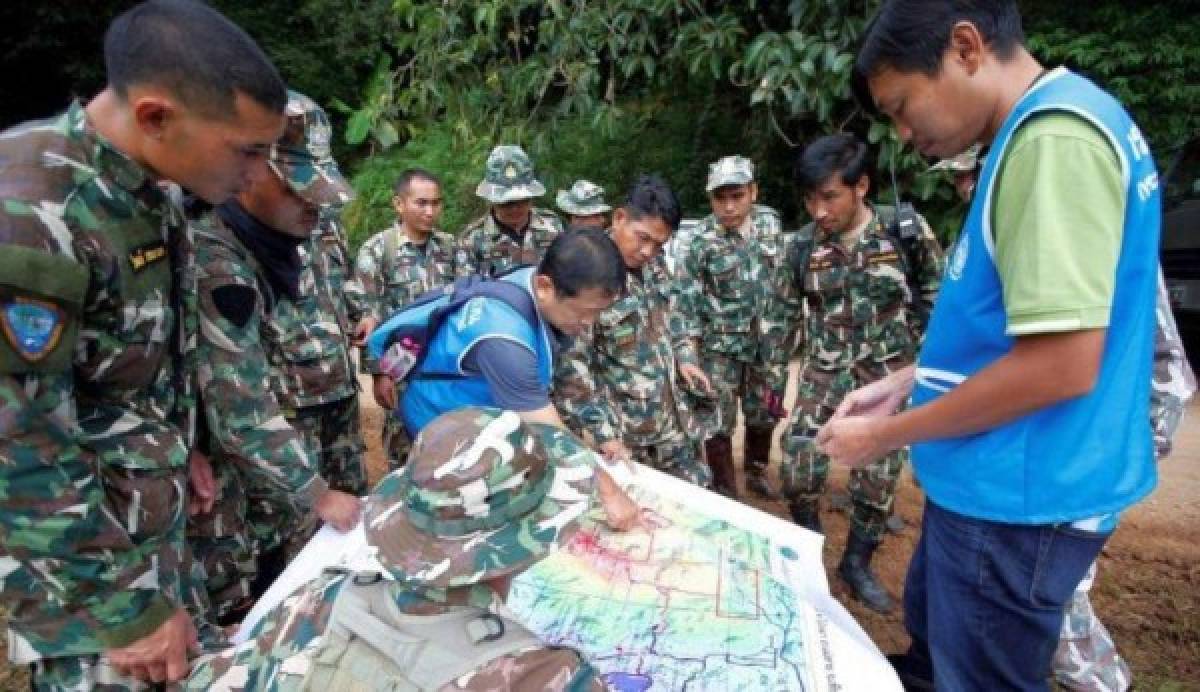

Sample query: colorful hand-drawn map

[509,482,828,691]
[238,467,899,691]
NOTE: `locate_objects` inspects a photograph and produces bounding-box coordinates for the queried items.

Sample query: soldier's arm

[1150,272,1197,459]
[352,237,387,373]
[194,255,329,513]
[552,330,620,444]
[454,228,480,278]
[672,234,707,345]
[910,214,946,338]
[0,216,178,648]
[331,223,365,325]
[758,233,806,385]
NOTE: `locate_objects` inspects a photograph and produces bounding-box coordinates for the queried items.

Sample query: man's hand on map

[316,489,362,532]
[817,415,893,470]
[187,448,216,516]
[596,469,643,532]
[599,439,634,469]
[107,607,199,684]
[828,365,915,423]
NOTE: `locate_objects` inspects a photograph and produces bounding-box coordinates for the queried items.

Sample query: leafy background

[2,0,1197,251]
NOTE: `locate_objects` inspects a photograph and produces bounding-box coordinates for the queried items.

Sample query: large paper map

[509,482,822,691]
[237,466,899,691]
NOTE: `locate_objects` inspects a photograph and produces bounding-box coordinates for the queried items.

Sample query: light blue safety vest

[911,68,1160,524]
[401,268,555,434]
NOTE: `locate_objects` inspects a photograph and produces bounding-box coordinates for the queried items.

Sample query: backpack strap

[383,223,404,271]
[875,203,924,305]
[787,223,817,290]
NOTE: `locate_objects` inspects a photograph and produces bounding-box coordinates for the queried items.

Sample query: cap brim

[705,175,754,193]
[273,158,354,207]
[364,424,595,588]
[477,180,546,204]
[556,191,611,215]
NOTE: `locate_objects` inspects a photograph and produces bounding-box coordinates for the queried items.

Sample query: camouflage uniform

[0,102,196,688]
[187,408,605,691]
[456,145,564,278]
[556,255,714,487]
[761,206,944,543]
[676,157,785,496]
[1051,276,1196,692]
[182,209,331,621]
[348,223,458,468]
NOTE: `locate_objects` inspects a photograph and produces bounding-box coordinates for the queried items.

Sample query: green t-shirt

[992,112,1126,336]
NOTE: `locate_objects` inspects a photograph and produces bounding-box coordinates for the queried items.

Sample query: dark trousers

[903,501,1108,691]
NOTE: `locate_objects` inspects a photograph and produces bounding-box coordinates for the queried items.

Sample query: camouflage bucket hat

[556,180,611,216]
[475,145,546,204]
[269,90,354,207]
[364,408,595,588]
[705,155,755,192]
[929,144,982,172]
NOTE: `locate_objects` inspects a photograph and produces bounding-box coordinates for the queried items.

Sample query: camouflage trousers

[629,430,712,488]
[287,395,368,496]
[30,466,223,690]
[383,413,413,471]
[187,461,257,621]
[781,360,908,542]
[1053,561,1132,692]
[703,352,774,435]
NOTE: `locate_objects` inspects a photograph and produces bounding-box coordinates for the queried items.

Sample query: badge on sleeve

[1,298,65,363]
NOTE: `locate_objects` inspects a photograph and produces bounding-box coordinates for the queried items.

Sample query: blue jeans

[902,501,1109,691]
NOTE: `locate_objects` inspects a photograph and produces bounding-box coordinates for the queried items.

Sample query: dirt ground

[1,381,1195,690]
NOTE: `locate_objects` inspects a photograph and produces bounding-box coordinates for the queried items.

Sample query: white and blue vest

[911,68,1160,524]
[400,268,556,435]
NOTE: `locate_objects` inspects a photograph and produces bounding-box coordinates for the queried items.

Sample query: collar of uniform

[489,210,530,241]
[71,100,164,209]
[394,222,447,250]
[711,212,753,238]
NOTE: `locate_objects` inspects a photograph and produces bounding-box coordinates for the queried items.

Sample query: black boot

[788,500,823,534]
[838,531,894,613]
[743,424,778,498]
[704,434,738,498]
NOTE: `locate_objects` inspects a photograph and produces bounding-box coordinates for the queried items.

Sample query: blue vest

[911,68,1160,524]
[400,268,555,435]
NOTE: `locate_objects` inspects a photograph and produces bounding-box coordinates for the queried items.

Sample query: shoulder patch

[1,297,64,363]
[210,284,258,328]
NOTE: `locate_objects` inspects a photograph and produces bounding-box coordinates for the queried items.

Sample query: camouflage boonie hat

[705,155,755,192]
[269,90,354,207]
[475,145,546,204]
[930,144,982,173]
[556,180,611,216]
[364,408,595,588]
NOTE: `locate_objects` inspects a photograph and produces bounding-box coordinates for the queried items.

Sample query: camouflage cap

[705,155,756,192]
[555,180,612,216]
[475,145,546,204]
[364,408,596,588]
[929,144,982,173]
[269,90,354,207]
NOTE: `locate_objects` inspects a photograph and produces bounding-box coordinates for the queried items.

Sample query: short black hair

[853,0,1025,111]
[794,134,872,194]
[621,174,682,231]
[104,0,287,117]
[393,168,441,197]
[538,227,626,298]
